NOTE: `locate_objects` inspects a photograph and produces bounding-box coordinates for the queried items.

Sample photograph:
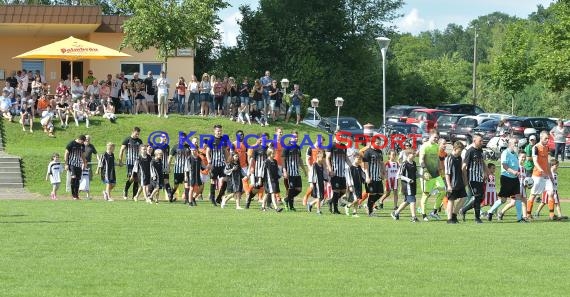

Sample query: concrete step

[0,188,41,199]
[0,167,21,173]
[0,182,23,189]
[0,176,23,183]
[0,158,20,163]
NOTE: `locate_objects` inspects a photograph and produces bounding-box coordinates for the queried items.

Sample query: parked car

[385,105,426,123]
[547,122,570,158]
[435,103,485,115]
[301,107,321,128]
[504,117,557,137]
[477,113,514,120]
[383,122,419,135]
[472,119,499,147]
[435,113,467,141]
[406,109,449,131]
[318,116,363,136]
[450,116,494,142]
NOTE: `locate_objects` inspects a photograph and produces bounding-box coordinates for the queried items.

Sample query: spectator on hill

[156,71,170,118]
[102,99,117,123]
[55,96,72,128]
[86,79,100,100]
[99,80,111,102]
[144,71,156,114]
[187,75,200,115]
[199,73,211,117]
[175,77,187,114]
[130,72,147,114]
[84,70,97,87]
[36,94,50,117]
[550,119,568,162]
[40,105,55,138]
[56,80,68,97]
[285,84,303,125]
[19,100,33,133]
[110,74,123,113]
[70,79,84,101]
[1,90,13,121]
[119,82,132,114]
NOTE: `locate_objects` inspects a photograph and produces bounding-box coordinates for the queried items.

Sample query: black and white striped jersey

[159,145,170,172]
[98,152,116,182]
[66,140,85,167]
[463,146,485,183]
[282,144,302,177]
[209,137,229,167]
[251,147,268,178]
[363,148,384,181]
[445,154,464,190]
[327,146,348,177]
[170,146,189,174]
[122,136,143,166]
[184,156,203,183]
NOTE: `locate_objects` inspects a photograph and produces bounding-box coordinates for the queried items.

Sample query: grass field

[1,199,569,297]
[1,115,570,296]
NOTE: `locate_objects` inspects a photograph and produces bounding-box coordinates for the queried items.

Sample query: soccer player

[326,132,350,214]
[246,134,268,209]
[97,142,116,202]
[133,145,153,203]
[379,150,399,210]
[362,136,385,217]
[445,141,466,224]
[119,127,143,200]
[156,134,173,202]
[535,159,568,220]
[497,151,530,222]
[149,149,165,204]
[391,149,419,222]
[307,150,328,214]
[168,133,189,203]
[206,124,231,206]
[46,153,63,200]
[459,135,488,223]
[184,148,205,207]
[344,154,364,217]
[302,142,321,206]
[263,149,283,212]
[222,152,245,209]
[418,129,446,221]
[527,131,553,219]
[64,135,87,200]
[281,131,306,211]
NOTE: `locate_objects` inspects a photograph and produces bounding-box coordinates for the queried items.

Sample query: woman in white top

[70,79,85,101]
[187,75,199,115]
[86,80,100,100]
[31,76,42,99]
[120,82,132,114]
[199,73,211,116]
[550,119,568,161]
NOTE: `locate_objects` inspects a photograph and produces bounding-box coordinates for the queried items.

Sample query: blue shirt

[500,149,519,178]
[260,75,272,94]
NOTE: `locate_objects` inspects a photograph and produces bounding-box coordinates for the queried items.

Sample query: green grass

[2,115,570,296]
[1,199,569,297]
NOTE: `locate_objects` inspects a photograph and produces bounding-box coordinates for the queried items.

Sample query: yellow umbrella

[13,36,131,82]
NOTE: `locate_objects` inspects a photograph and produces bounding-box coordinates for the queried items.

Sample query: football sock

[515,200,522,220]
[488,199,502,214]
[548,199,555,218]
[527,199,534,215]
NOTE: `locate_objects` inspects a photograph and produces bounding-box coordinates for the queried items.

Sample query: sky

[218,0,554,46]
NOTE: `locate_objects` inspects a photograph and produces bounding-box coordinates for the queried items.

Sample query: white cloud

[397,8,435,34]
[218,11,243,47]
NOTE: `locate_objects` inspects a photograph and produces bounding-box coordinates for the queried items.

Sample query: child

[40,105,55,138]
[391,149,419,222]
[379,150,399,210]
[481,163,497,219]
[498,152,529,222]
[344,154,364,217]
[184,148,205,207]
[103,99,117,123]
[97,142,116,202]
[263,149,282,212]
[237,102,251,125]
[72,100,89,128]
[444,141,466,224]
[19,101,33,133]
[149,149,164,204]
[133,145,153,203]
[222,152,245,209]
[535,159,568,220]
[46,153,63,200]
[79,167,91,200]
[251,108,267,126]
[307,150,328,214]
[55,97,71,128]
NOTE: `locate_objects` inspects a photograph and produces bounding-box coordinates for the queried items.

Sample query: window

[22,60,44,76]
[120,62,163,79]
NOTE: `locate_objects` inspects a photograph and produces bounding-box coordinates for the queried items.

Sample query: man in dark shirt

[363,137,385,216]
[144,71,156,114]
[460,135,488,223]
[65,135,87,200]
[119,127,143,200]
[83,135,98,181]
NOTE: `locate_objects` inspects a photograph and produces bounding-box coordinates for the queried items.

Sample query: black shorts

[331,176,346,191]
[366,180,384,194]
[468,181,484,200]
[140,173,151,187]
[174,173,185,185]
[210,165,225,179]
[498,175,520,198]
[127,164,135,177]
[447,188,467,200]
[264,181,280,194]
[287,176,302,189]
[69,165,82,179]
[163,173,170,180]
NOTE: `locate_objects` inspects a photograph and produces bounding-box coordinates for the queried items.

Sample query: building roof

[0,5,125,33]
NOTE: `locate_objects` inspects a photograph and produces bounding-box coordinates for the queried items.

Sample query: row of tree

[198,0,570,123]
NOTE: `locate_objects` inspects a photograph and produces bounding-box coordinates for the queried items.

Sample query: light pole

[334,97,344,132]
[376,36,390,126]
[280,78,289,116]
[311,98,319,123]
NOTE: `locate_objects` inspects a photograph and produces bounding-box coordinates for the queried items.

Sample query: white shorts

[158,94,168,104]
[145,93,154,102]
[531,176,554,195]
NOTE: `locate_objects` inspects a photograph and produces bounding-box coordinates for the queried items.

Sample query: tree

[119,0,228,73]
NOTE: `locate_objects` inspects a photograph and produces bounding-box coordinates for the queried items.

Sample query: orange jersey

[199,148,209,174]
[307,147,321,166]
[438,147,447,176]
[233,141,248,168]
[274,140,284,167]
[532,144,550,177]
